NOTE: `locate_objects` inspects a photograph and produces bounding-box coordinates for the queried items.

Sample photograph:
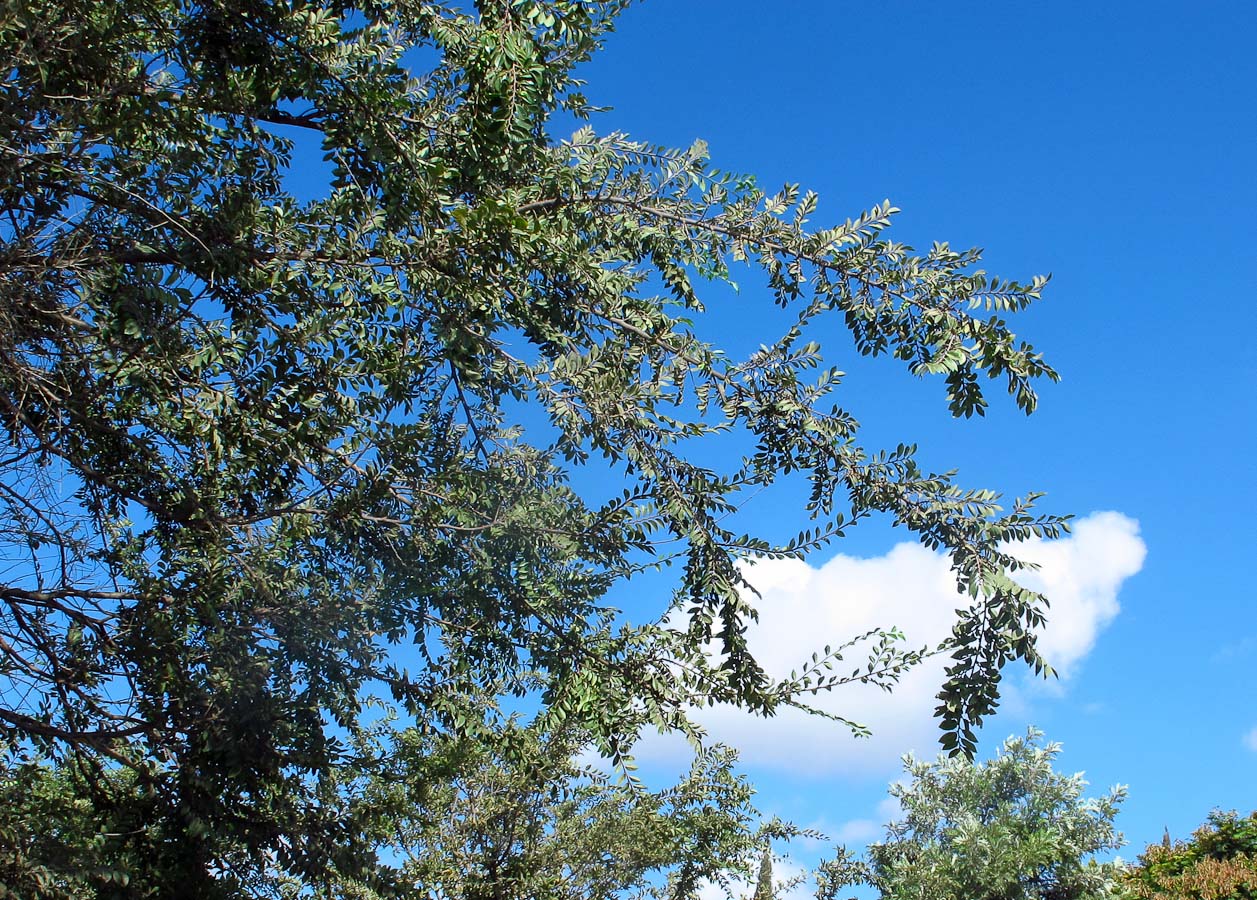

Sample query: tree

[2,0,1066,889]
[753,845,775,900]
[0,715,800,900]
[0,762,136,900]
[822,730,1126,900]
[1121,810,1257,900]
[347,720,804,900]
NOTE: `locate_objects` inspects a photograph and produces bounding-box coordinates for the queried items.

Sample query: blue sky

[567,0,1257,879]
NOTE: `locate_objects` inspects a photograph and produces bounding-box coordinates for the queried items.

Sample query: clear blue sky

[568,0,1256,874]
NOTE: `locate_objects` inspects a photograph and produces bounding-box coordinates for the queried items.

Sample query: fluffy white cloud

[638,512,1145,776]
[1244,726,1257,752]
[1010,511,1146,676]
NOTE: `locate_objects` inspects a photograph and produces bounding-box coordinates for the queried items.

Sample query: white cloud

[637,512,1145,776]
[1244,726,1257,752]
[1010,511,1146,676]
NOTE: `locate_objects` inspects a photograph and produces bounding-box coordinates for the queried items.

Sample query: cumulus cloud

[1010,511,1146,676]
[637,512,1145,776]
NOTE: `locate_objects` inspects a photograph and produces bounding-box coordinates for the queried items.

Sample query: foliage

[2,0,1065,889]
[345,719,804,900]
[1,716,796,900]
[0,757,222,899]
[1122,811,1257,900]
[823,729,1126,900]
[0,762,119,900]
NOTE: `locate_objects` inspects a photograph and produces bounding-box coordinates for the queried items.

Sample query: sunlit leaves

[1122,810,1257,900]
[825,730,1127,900]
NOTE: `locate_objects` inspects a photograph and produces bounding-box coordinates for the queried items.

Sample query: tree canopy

[823,730,1126,900]
[1122,810,1257,900]
[0,717,807,898]
[2,0,1065,891]
[356,722,798,900]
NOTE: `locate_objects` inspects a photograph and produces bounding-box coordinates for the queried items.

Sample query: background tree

[3,0,1065,889]
[347,719,804,900]
[0,712,800,900]
[752,844,775,900]
[822,729,1126,900]
[1121,810,1257,900]
[0,762,133,900]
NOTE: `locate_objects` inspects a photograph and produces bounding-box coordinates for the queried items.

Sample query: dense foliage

[1122,811,1257,900]
[347,721,802,900]
[824,730,1126,900]
[0,718,798,899]
[2,0,1065,890]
